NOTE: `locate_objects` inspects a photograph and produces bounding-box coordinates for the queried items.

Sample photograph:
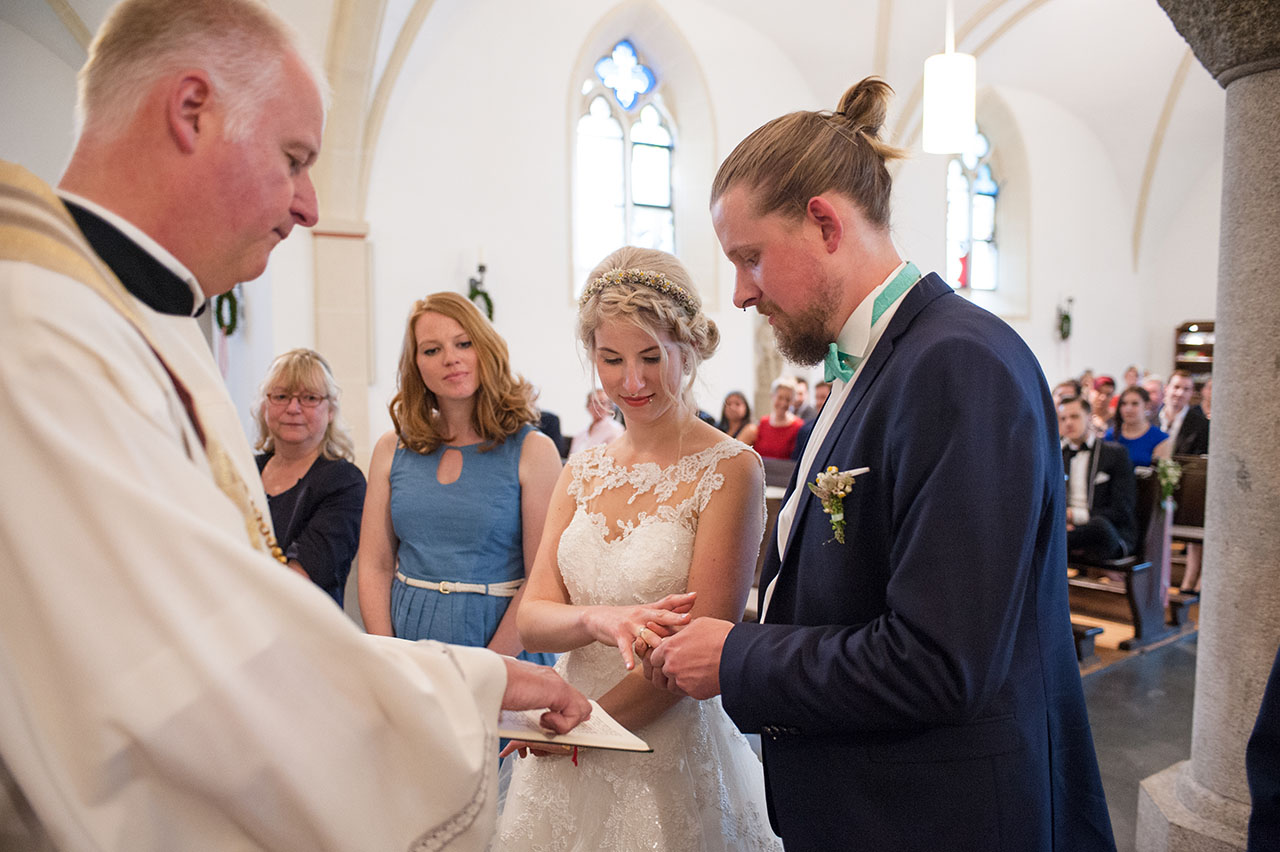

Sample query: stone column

[1137,3,1280,850]
[754,314,783,417]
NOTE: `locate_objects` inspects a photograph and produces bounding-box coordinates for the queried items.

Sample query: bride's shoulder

[683,422,762,468]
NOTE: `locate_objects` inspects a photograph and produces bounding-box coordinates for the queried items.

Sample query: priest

[0,1,589,849]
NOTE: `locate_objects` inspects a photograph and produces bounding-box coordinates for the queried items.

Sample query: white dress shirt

[763,261,920,621]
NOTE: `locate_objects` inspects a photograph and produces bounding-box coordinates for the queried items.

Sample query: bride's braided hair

[578,247,718,413]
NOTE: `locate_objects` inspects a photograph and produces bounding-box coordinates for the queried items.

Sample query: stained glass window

[946,129,999,292]
[574,41,674,297]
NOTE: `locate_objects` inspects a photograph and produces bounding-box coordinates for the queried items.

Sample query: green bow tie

[824,344,859,383]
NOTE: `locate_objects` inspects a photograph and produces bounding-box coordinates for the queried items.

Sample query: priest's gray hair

[76,0,327,142]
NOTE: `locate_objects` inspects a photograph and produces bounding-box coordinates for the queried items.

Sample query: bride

[493,247,781,851]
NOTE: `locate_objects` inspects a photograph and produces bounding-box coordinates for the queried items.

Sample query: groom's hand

[646,617,732,700]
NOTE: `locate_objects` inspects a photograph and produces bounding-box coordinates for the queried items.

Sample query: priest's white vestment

[0,161,507,851]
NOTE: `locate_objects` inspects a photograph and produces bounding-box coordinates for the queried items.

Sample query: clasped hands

[500,592,731,760]
[625,594,732,702]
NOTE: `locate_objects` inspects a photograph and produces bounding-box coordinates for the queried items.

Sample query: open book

[499,699,652,753]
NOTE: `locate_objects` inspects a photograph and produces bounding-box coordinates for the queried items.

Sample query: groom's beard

[764,272,844,367]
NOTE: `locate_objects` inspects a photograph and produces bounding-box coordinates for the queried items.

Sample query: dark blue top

[1104,424,1169,466]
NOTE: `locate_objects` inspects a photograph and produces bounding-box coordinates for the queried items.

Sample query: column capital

[1157,0,1280,86]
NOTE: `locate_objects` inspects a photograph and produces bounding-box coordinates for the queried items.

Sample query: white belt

[395,571,523,597]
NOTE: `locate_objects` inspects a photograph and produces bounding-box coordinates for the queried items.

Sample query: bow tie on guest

[824,343,860,383]
[1062,444,1084,471]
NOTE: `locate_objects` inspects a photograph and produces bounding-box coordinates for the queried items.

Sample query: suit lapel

[782,273,953,568]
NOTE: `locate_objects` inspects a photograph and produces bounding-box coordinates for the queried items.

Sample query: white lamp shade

[922,51,976,154]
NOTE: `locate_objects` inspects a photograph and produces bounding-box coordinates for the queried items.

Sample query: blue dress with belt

[389,424,554,665]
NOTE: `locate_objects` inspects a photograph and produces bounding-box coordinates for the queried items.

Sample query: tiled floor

[1082,634,1197,852]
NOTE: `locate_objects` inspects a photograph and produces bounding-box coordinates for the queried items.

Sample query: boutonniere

[807,466,870,544]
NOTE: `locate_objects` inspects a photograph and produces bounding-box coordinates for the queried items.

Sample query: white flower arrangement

[807,466,870,544]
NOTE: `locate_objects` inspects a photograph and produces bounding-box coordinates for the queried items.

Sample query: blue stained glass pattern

[974,164,998,196]
[594,40,656,110]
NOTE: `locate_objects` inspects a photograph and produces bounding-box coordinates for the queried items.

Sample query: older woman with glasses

[254,348,367,606]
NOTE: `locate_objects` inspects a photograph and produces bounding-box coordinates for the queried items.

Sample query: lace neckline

[570,438,751,506]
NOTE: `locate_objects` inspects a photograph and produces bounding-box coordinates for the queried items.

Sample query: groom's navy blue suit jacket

[720,274,1115,851]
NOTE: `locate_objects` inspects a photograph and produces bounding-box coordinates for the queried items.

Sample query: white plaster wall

[658,0,820,418]
[0,20,78,184]
[992,87,1143,386]
[1139,160,1221,377]
[365,0,816,439]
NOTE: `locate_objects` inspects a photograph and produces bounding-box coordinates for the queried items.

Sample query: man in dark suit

[1159,370,1210,455]
[643,78,1114,851]
[1058,395,1139,561]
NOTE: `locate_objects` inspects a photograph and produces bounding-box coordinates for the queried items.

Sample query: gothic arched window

[946,129,999,291]
[573,40,675,296]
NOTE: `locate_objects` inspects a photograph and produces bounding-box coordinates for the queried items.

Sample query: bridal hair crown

[580,268,698,316]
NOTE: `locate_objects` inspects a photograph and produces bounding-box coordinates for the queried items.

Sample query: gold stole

[0,159,277,560]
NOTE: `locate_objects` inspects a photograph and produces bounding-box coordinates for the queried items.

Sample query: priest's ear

[166,71,214,154]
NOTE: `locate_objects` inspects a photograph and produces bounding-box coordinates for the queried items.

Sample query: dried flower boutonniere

[807,466,870,544]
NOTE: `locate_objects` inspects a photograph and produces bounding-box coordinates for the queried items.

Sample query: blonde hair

[253,348,355,462]
[578,247,719,414]
[770,377,797,396]
[76,0,326,142]
[390,292,539,455]
[711,77,906,226]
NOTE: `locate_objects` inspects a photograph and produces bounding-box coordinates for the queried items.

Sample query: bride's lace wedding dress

[494,439,781,852]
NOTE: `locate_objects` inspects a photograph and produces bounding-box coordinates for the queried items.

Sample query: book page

[499,700,652,752]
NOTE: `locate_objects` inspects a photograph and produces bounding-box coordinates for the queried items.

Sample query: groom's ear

[805,196,844,253]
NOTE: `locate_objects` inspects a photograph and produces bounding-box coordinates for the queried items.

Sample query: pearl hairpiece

[579,267,698,315]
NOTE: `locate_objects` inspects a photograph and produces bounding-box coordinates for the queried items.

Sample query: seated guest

[1159,370,1210,592]
[1053,378,1082,406]
[717,389,757,442]
[1159,369,1210,455]
[1201,377,1213,419]
[791,380,834,458]
[1078,369,1096,402]
[1058,396,1138,562]
[1091,375,1117,434]
[254,349,367,607]
[538,407,567,458]
[1105,386,1171,466]
[1142,374,1165,423]
[753,377,803,460]
[811,380,831,415]
[792,376,817,421]
[568,388,624,455]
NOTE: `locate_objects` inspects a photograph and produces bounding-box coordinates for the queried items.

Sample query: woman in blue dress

[1105,385,1171,466]
[358,292,561,663]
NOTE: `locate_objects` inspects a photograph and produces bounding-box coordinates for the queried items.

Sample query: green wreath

[215,289,239,336]
[1057,299,1073,341]
[468,264,493,320]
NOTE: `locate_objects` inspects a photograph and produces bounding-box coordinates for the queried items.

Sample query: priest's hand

[644,616,732,700]
[501,657,592,734]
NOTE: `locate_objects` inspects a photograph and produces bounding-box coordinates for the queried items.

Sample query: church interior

[3,1,1277,849]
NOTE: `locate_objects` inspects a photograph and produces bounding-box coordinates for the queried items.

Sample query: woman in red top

[752,378,803,459]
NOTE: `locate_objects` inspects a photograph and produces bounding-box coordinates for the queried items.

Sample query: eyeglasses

[266,391,328,408]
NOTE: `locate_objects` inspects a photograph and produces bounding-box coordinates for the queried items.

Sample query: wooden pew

[1068,467,1176,650]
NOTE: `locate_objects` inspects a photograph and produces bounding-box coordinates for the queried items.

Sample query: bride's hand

[499,739,576,760]
[581,592,697,671]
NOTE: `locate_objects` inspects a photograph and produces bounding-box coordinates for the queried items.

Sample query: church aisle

[1083,635,1197,852]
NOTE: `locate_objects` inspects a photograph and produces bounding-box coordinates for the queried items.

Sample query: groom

[643,79,1115,852]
